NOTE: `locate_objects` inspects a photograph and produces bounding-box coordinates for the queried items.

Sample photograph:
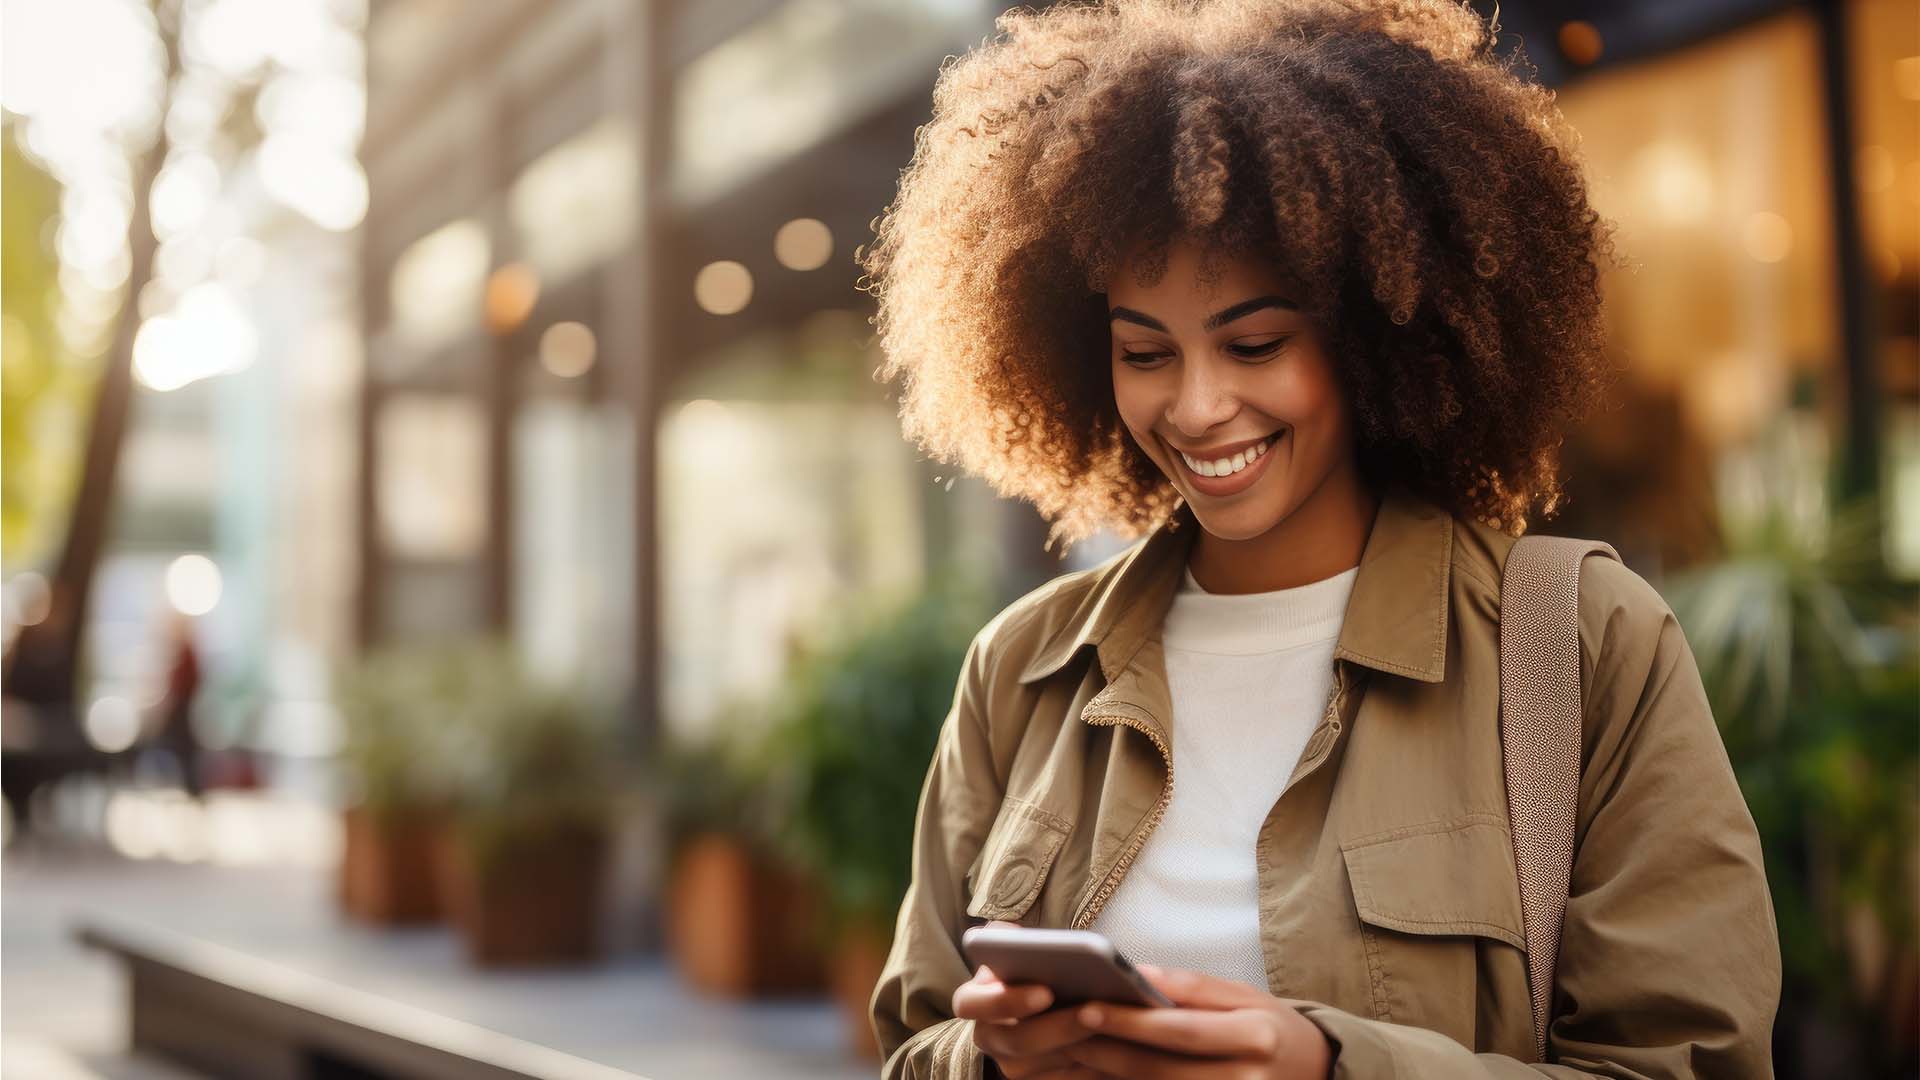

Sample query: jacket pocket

[965,796,1073,923]
[1339,815,1527,1040]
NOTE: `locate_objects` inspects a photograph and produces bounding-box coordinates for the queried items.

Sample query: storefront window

[1553,8,1884,570]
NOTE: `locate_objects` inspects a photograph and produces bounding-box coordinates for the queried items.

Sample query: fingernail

[1079,1005,1104,1026]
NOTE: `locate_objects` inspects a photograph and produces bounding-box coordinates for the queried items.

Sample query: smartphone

[960,926,1173,1009]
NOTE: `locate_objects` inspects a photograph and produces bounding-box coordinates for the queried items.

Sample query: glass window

[387,217,488,352]
[1553,10,1842,567]
[670,0,984,202]
[509,121,639,283]
[375,393,487,561]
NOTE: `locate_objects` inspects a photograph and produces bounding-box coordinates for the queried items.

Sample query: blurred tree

[0,0,179,709]
[0,119,88,572]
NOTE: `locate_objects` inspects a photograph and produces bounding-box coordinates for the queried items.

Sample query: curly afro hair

[857,0,1625,549]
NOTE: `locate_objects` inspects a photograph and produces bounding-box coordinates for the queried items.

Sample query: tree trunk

[2,0,180,711]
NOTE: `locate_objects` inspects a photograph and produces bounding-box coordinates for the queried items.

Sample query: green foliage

[654,724,784,860]
[1,119,96,573]
[1665,495,1919,1066]
[765,573,996,931]
[334,643,471,822]
[336,640,635,875]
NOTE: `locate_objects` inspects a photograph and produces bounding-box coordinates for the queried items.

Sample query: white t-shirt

[1089,561,1358,991]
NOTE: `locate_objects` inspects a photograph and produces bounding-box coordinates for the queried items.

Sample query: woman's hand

[1061,963,1335,1079]
[952,922,1102,1079]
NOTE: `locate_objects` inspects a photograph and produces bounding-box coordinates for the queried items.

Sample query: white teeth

[1179,433,1280,479]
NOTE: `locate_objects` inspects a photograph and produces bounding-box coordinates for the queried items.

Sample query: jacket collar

[1016,486,1454,685]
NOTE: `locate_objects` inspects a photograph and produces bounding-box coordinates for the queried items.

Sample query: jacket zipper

[1069,663,1356,930]
[1279,663,1354,799]
[1070,713,1172,930]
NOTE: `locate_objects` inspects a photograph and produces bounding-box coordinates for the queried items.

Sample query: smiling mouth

[1175,432,1280,478]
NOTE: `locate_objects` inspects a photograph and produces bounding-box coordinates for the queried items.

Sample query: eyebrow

[1108,294,1298,334]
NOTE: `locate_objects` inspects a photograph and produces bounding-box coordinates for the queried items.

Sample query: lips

[1173,432,1281,478]
[1166,428,1285,497]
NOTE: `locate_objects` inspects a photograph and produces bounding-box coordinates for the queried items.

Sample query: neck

[1188,461,1380,594]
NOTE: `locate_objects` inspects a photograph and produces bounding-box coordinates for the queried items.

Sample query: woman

[858,2,1779,1077]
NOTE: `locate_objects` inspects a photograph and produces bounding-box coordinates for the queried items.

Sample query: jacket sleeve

[870,624,1009,1079]
[1299,558,1781,1078]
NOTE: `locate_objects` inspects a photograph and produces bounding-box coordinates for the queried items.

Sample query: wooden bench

[75,919,649,1080]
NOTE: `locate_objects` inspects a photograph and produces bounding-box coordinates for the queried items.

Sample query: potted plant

[333,647,465,925]
[658,731,827,997]
[434,643,634,968]
[766,575,992,1058]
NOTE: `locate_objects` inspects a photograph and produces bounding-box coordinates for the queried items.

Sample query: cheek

[1110,366,1160,438]
[1271,350,1350,434]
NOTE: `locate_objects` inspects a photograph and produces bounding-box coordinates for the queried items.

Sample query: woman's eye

[1117,351,1169,366]
[1228,337,1289,360]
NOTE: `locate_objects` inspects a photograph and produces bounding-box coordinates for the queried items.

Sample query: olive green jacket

[870,487,1779,1078]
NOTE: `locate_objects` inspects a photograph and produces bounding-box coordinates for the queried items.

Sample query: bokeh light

[1742,211,1793,263]
[774,217,834,271]
[164,554,223,616]
[485,262,541,335]
[83,696,141,754]
[694,259,753,315]
[149,150,221,240]
[6,571,53,627]
[257,133,369,231]
[132,283,258,391]
[539,321,597,378]
[1558,21,1603,67]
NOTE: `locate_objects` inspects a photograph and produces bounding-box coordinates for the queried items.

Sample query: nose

[1165,355,1238,440]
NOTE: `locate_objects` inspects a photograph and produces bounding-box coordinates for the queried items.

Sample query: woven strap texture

[1498,535,1621,1062]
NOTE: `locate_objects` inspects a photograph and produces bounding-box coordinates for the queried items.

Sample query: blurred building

[357,0,1053,747]
[1532,0,1918,578]
[355,0,1918,747]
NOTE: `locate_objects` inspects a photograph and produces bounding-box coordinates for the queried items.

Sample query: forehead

[1107,237,1301,308]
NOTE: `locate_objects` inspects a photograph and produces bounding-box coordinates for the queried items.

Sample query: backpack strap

[1498,535,1621,1062]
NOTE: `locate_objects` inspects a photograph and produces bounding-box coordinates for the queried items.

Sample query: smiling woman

[858,0,1627,551]
[1104,238,1377,593]
[859,2,1778,1079]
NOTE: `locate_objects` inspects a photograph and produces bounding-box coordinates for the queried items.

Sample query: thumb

[1135,964,1275,1011]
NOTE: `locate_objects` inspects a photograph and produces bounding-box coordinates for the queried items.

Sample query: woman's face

[1108,236,1359,542]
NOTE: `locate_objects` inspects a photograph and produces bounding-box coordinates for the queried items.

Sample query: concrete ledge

[73,919,648,1080]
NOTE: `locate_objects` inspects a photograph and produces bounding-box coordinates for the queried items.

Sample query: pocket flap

[1340,817,1526,949]
[965,797,1073,922]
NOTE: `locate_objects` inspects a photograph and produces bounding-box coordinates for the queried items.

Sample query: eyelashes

[1228,339,1288,359]
[1116,337,1290,367]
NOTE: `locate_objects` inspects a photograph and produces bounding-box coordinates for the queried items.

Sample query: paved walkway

[3,842,876,1080]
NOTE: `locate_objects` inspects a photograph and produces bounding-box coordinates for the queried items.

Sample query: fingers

[1064,1034,1226,1079]
[988,1052,1070,1080]
[954,973,1055,1023]
[1135,964,1276,1011]
[973,1002,1093,1059]
[1021,1065,1105,1080]
[1076,1002,1280,1058]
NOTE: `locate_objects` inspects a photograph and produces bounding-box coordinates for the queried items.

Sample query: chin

[1184,490,1297,541]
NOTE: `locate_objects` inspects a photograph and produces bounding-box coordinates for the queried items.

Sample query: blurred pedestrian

[150,611,204,797]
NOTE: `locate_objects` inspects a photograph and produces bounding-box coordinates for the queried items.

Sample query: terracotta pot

[338,804,447,925]
[666,832,826,996]
[441,820,610,967]
[828,920,893,1060]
